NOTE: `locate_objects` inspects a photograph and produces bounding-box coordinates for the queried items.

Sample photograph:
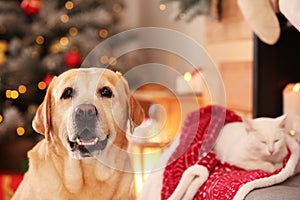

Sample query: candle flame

[184,72,192,82]
[292,83,300,92]
[289,130,296,136]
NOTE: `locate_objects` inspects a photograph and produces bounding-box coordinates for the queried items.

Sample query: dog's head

[32,68,144,159]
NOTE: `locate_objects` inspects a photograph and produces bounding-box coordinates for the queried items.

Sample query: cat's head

[242,114,288,158]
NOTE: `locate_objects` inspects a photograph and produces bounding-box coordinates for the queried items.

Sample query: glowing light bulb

[5,90,11,98]
[159,4,166,11]
[18,85,27,94]
[65,1,74,10]
[99,29,108,38]
[179,13,186,20]
[11,90,19,99]
[60,14,70,23]
[0,40,8,52]
[36,35,45,45]
[69,27,78,36]
[60,37,69,46]
[0,114,3,123]
[113,3,122,13]
[100,55,109,64]
[17,127,25,136]
[38,81,47,90]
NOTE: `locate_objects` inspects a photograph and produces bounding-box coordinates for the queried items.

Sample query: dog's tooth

[94,137,99,144]
[89,138,98,145]
[76,138,82,145]
[75,137,99,146]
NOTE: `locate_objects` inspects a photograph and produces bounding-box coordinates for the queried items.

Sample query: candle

[189,70,203,95]
[175,72,193,94]
[175,69,204,95]
[283,83,300,132]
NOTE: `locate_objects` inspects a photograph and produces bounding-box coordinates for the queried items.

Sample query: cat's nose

[269,150,274,155]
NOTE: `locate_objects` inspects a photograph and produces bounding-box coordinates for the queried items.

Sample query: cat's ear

[242,117,256,132]
[276,114,288,128]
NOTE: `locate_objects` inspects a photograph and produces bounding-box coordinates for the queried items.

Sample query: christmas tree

[0,0,124,145]
[160,0,221,21]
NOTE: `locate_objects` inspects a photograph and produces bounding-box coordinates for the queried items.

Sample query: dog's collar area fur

[68,134,109,158]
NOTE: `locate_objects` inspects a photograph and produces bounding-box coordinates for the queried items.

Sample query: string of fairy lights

[158,3,186,20]
[0,0,123,137]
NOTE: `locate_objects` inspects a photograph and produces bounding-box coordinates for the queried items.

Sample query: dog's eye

[99,87,113,98]
[61,87,73,99]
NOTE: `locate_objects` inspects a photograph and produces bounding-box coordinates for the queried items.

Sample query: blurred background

[0,0,254,173]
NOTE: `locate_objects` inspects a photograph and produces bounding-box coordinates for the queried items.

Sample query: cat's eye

[99,87,113,98]
[274,139,279,143]
[61,87,73,99]
[261,141,267,144]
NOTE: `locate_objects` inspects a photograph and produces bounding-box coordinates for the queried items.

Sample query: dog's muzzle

[68,104,109,157]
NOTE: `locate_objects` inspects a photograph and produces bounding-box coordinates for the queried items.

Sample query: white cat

[213,114,288,173]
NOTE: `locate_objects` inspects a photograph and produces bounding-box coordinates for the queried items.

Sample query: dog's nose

[75,104,98,121]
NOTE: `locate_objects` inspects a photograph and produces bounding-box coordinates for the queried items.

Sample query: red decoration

[0,173,24,199]
[64,51,82,68]
[21,0,41,16]
[43,74,54,87]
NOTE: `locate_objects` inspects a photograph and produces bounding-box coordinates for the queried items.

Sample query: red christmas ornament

[64,51,82,68]
[43,74,54,87]
[21,0,41,16]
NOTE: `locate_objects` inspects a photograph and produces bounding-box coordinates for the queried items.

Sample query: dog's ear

[116,71,145,133]
[129,96,144,133]
[32,77,57,141]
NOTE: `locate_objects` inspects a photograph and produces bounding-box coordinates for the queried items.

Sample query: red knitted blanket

[161,105,291,200]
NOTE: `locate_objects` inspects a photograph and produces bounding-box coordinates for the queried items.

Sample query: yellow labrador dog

[12,68,144,200]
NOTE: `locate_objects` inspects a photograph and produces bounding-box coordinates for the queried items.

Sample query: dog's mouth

[68,133,109,158]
